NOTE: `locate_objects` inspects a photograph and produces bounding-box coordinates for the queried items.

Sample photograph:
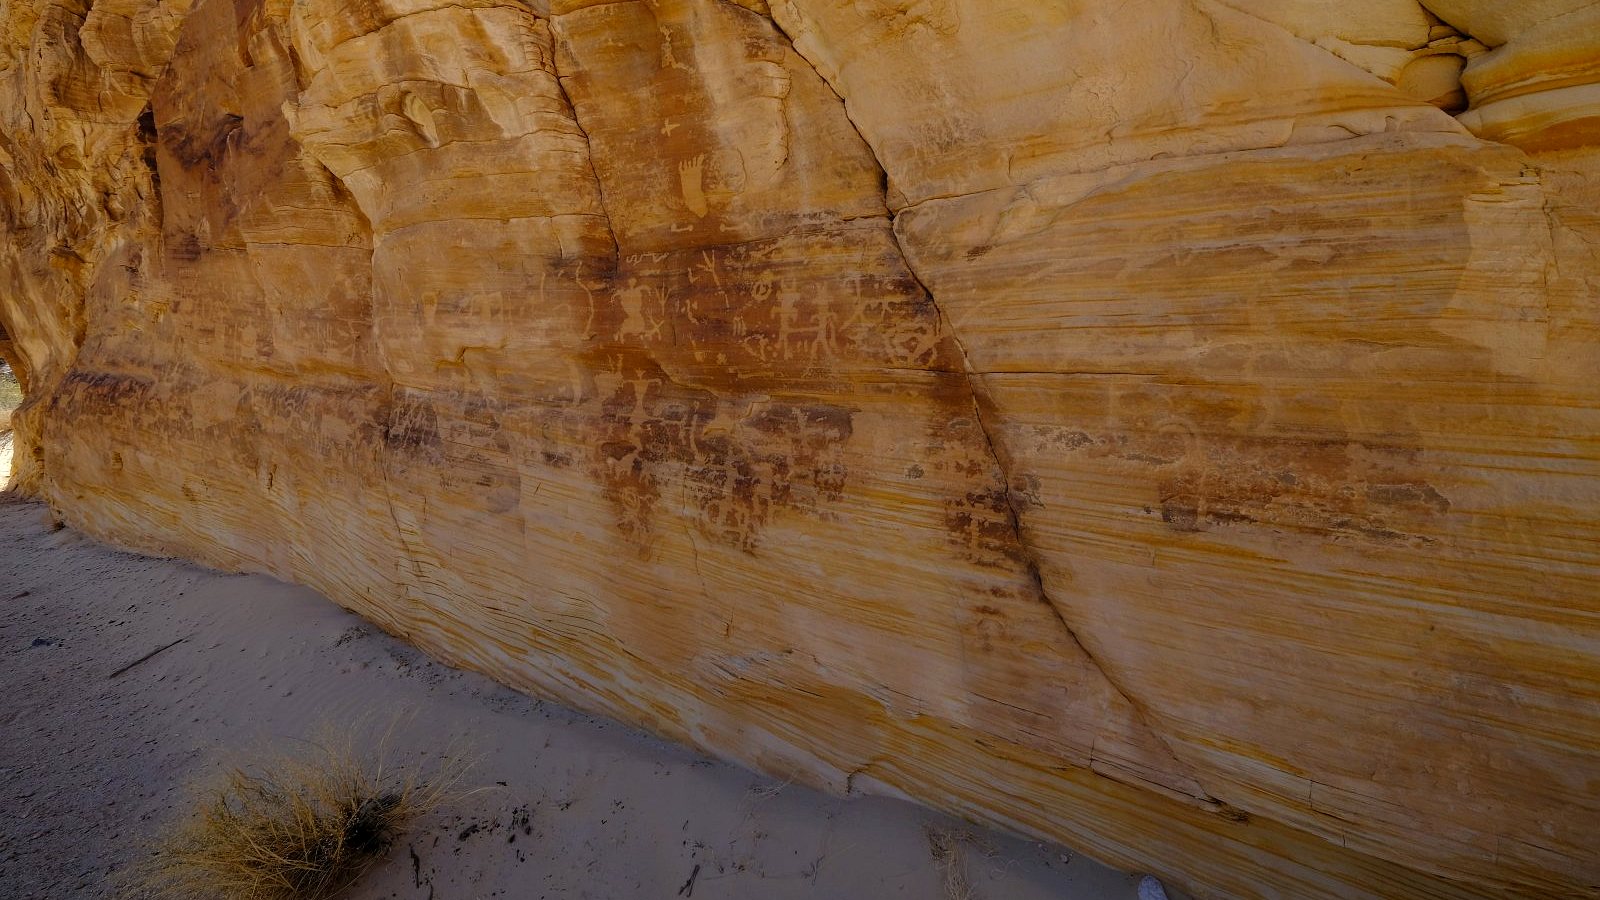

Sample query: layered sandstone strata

[2,1,1596,897]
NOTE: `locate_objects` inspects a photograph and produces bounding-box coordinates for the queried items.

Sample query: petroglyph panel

[4,0,1599,897]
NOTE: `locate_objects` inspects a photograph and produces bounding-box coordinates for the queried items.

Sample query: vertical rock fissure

[902,262,1231,812]
[136,105,163,232]
[757,7,1231,811]
[546,12,623,274]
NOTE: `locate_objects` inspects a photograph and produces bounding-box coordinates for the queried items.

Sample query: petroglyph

[679,155,710,218]
[1017,415,1451,545]
[590,352,854,554]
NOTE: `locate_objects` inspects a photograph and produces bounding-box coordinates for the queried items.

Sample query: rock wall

[2,1,1596,896]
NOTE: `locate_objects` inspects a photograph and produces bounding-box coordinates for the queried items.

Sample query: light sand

[0,498,1162,900]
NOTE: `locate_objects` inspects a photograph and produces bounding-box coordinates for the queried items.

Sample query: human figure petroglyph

[617,279,650,341]
[590,352,855,553]
[655,14,689,72]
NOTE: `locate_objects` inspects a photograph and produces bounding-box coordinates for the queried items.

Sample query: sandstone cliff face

[2,1,1596,897]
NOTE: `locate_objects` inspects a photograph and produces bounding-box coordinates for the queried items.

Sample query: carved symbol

[679,154,709,218]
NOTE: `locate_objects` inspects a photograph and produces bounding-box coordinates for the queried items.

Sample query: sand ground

[0,497,1164,900]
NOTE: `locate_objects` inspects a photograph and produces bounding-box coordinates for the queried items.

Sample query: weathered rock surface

[1,1,1596,897]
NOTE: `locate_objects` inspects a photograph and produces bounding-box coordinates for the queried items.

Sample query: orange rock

[1,1,1595,897]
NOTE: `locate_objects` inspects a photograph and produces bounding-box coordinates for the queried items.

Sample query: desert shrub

[133,735,462,900]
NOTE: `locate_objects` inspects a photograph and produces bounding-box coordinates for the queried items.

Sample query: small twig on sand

[108,636,187,678]
[678,863,701,897]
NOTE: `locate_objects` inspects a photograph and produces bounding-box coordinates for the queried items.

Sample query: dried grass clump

[135,736,460,900]
[927,827,977,900]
